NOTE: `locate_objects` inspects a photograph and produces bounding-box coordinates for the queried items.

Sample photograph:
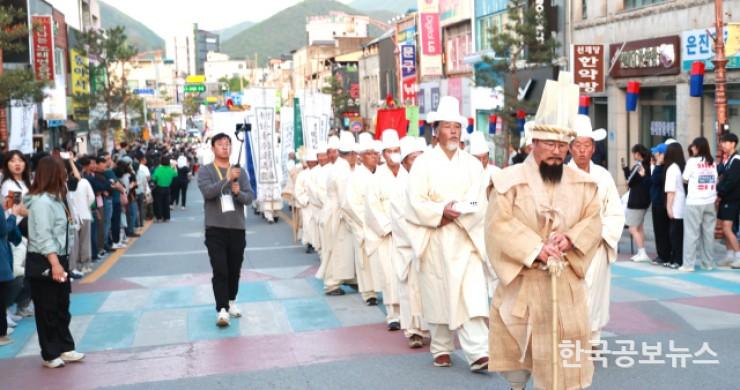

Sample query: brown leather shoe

[433,354,452,367]
[470,356,489,372]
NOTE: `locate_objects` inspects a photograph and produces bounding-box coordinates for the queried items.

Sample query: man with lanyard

[197,133,254,327]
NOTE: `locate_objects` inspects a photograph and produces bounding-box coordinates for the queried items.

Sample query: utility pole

[712,0,729,150]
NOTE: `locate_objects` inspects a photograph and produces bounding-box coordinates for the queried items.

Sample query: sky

[102,0,353,39]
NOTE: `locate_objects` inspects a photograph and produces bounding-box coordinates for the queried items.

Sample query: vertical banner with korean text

[32,16,54,81]
[418,0,442,78]
[9,101,36,154]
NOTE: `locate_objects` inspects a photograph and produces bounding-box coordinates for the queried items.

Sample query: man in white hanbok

[405,96,490,372]
[568,115,625,343]
[294,150,318,253]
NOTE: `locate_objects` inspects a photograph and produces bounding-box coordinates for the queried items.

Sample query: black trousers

[111,201,122,243]
[204,227,246,312]
[652,205,672,263]
[29,275,75,361]
[0,280,10,337]
[177,179,188,207]
[668,218,684,266]
[153,187,171,221]
[170,180,181,206]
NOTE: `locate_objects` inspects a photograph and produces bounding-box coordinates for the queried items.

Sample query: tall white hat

[427,96,467,128]
[373,140,384,153]
[400,136,424,161]
[468,132,489,156]
[338,131,356,153]
[316,142,328,154]
[357,132,374,153]
[381,129,400,149]
[573,114,606,141]
[531,71,579,143]
[328,135,340,150]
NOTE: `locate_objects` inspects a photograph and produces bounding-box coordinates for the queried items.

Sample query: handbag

[25,219,69,280]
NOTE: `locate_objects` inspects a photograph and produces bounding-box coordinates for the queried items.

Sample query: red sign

[32,16,54,82]
[375,108,408,139]
[402,77,417,105]
[572,44,605,94]
[420,13,441,55]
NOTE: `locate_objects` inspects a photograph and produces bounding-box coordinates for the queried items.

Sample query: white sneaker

[731,259,740,269]
[0,336,12,346]
[7,309,22,323]
[717,252,735,267]
[16,305,33,317]
[228,301,242,318]
[60,350,85,362]
[631,252,651,263]
[111,242,127,249]
[181,206,185,210]
[7,327,14,335]
[678,265,695,272]
[216,308,230,327]
[6,315,17,328]
[43,358,65,368]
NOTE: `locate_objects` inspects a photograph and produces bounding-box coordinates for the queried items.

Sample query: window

[582,0,588,19]
[624,0,666,10]
[476,0,508,16]
[445,23,473,75]
[477,12,505,51]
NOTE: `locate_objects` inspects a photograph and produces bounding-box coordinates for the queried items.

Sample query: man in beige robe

[365,129,403,327]
[342,133,379,304]
[485,73,602,390]
[316,136,339,264]
[307,142,330,256]
[295,150,319,253]
[405,96,490,372]
[390,136,429,348]
[568,115,624,343]
[317,133,357,295]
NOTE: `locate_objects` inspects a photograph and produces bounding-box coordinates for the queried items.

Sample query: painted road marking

[81,220,154,284]
[121,245,304,258]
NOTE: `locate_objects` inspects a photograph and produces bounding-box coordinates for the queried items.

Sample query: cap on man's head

[468,132,489,156]
[328,135,340,150]
[316,142,328,154]
[381,129,400,150]
[338,131,356,153]
[651,143,667,154]
[400,136,423,161]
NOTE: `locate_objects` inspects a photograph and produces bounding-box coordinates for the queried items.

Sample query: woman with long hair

[663,143,686,269]
[1,151,34,320]
[680,137,718,271]
[25,156,84,368]
[623,144,652,262]
[649,144,671,265]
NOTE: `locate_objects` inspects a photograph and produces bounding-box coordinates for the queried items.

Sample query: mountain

[99,0,165,53]
[217,20,255,42]
[221,0,396,65]
[348,0,417,14]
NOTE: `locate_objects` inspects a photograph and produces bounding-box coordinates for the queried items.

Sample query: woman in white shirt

[65,159,95,277]
[664,143,686,270]
[680,137,718,272]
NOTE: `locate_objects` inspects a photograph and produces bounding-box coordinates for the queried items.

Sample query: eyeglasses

[539,141,569,151]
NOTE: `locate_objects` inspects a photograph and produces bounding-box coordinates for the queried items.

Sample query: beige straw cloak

[486,155,601,390]
[342,163,379,294]
[316,158,355,283]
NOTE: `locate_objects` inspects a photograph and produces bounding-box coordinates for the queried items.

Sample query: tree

[0,5,49,151]
[74,26,138,149]
[479,0,560,157]
[321,75,350,125]
[218,75,249,93]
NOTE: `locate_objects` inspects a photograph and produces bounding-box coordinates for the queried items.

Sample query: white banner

[9,101,36,154]
[245,88,282,204]
[279,107,294,188]
[297,91,332,151]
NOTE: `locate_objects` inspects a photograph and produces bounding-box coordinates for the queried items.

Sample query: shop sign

[609,36,681,78]
[681,26,740,71]
[571,44,605,94]
[418,0,443,77]
[401,45,416,78]
[32,16,55,81]
[650,121,676,137]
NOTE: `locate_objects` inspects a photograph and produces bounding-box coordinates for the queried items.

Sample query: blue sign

[401,45,416,78]
[47,119,64,127]
[133,88,155,95]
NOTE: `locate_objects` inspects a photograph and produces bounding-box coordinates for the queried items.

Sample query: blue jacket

[0,204,22,282]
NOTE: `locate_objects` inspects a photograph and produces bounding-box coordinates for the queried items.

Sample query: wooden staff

[550,257,559,390]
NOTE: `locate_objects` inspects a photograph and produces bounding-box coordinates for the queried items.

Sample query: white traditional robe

[316,159,356,289]
[390,166,427,334]
[405,145,490,329]
[294,167,315,247]
[568,160,625,337]
[313,163,332,261]
[365,164,402,316]
[343,163,380,296]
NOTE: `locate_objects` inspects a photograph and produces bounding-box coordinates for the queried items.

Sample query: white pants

[385,303,400,324]
[429,317,488,365]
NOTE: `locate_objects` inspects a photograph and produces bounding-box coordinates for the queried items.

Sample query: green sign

[184,84,205,93]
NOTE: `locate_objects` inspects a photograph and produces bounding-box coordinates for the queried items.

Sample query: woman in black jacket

[623,144,652,262]
[649,144,671,265]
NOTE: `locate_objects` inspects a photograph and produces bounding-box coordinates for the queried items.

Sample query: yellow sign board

[727,23,740,57]
[186,74,206,84]
[70,49,90,120]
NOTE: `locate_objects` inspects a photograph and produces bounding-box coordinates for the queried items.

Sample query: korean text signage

[418,0,443,77]
[681,26,740,71]
[401,45,416,78]
[532,0,548,44]
[572,44,605,94]
[70,49,90,120]
[32,16,54,82]
[609,36,681,78]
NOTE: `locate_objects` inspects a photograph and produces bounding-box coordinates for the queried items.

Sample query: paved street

[1,184,739,389]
